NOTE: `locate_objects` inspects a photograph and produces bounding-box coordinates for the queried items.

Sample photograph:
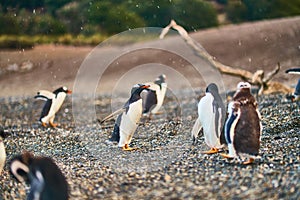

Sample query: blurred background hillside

[0,0,300,48]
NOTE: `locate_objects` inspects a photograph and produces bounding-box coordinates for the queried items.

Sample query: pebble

[0,93,299,199]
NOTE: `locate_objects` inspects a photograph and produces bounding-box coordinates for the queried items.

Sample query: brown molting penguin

[222,82,261,164]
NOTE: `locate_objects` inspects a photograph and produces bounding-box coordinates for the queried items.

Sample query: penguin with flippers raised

[221,82,261,164]
[35,86,72,127]
[104,84,150,151]
[191,83,226,154]
[10,152,69,200]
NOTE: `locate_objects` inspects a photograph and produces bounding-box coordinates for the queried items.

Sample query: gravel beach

[0,90,299,200]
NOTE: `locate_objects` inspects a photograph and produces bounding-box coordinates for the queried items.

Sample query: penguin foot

[49,122,58,128]
[122,144,138,151]
[41,122,47,127]
[220,153,234,159]
[243,158,254,165]
[202,148,218,154]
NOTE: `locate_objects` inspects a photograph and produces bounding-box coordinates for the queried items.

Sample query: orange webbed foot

[202,148,218,154]
[41,122,47,127]
[242,158,254,165]
[220,153,234,159]
[122,144,138,151]
[49,122,58,128]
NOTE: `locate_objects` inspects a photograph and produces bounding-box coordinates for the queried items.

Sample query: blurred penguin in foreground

[10,152,69,200]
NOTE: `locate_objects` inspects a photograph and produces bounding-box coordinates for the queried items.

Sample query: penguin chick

[35,86,72,127]
[142,74,167,115]
[222,82,261,164]
[0,126,9,174]
[285,68,300,102]
[10,152,69,200]
[191,83,226,154]
[108,84,150,151]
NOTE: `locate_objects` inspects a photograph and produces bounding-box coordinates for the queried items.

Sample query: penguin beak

[67,90,72,94]
[141,85,150,89]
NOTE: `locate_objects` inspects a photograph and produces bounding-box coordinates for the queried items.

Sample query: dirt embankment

[0,16,299,97]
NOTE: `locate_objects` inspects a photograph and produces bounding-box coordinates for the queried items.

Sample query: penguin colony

[1,70,298,199]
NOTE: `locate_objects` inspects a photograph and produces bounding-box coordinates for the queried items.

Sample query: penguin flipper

[225,102,240,145]
[35,90,55,101]
[191,117,202,144]
[285,68,300,74]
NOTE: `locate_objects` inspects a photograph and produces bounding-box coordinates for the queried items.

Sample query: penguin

[10,152,69,200]
[105,84,150,150]
[285,68,300,101]
[0,126,9,174]
[191,83,226,154]
[35,86,72,127]
[142,74,167,115]
[221,82,261,164]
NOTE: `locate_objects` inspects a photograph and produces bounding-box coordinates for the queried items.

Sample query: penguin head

[53,86,72,95]
[237,82,251,92]
[10,152,33,183]
[154,74,166,85]
[130,84,150,95]
[237,82,251,89]
[206,83,219,94]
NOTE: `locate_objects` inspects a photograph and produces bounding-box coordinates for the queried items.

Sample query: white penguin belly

[118,100,143,147]
[151,83,167,113]
[53,93,67,113]
[0,142,6,174]
[198,94,222,148]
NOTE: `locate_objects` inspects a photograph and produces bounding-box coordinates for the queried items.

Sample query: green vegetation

[0,0,299,48]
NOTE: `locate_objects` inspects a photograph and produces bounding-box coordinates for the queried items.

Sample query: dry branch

[160,20,293,95]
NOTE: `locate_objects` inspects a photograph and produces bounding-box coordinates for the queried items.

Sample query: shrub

[0,35,34,49]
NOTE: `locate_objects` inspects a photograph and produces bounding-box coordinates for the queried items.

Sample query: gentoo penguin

[105,84,150,150]
[222,82,261,164]
[0,126,9,174]
[10,152,69,200]
[35,86,72,127]
[286,68,300,101]
[142,74,167,115]
[191,83,226,154]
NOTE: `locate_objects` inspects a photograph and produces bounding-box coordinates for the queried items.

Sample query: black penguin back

[32,157,68,200]
[208,83,226,144]
[109,115,121,142]
[40,99,52,120]
[143,90,157,113]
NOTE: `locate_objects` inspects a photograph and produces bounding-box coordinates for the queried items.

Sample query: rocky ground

[0,90,299,200]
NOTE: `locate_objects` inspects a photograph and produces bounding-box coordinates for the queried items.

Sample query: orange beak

[67,90,72,94]
[142,85,150,89]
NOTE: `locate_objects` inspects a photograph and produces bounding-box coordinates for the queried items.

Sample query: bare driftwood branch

[160,20,293,94]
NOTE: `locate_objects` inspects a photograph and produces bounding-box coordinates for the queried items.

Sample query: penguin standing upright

[142,74,167,115]
[222,82,261,164]
[0,126,9,174]
[105,84,150,150]
[10,152,69,200]
[191,83,226,154]
[35,86,72,127]
[286,68,300,102]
